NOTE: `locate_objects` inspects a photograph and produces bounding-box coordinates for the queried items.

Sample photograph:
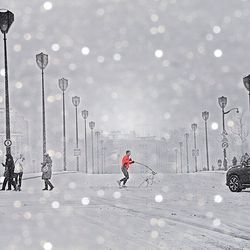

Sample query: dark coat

[3,157,15,178]
[3,166,8,178]
[41,157,52,180]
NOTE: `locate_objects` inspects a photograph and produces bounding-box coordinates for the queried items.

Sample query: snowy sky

[0,0,250,159]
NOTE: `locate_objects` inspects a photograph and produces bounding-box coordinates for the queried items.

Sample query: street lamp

[36,52,48,162]
[89,121,95,174]
[58,78,68,171]
[72,96,80,171]
[191,123,198,172]
[243,75,250,111]
[179,142,183,173]
[82,110,88,173]
[100,139,104,174]
[0,9,14,154]
[174,148,178,173]
[103,144,106,174]
[202,111,210,171]
[218,96,239,170]
[184,133,189,173]
[95,131,101,174]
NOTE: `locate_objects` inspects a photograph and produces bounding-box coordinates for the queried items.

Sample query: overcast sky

[0,0,250,163]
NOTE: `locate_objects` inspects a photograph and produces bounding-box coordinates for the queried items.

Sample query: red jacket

[122,155,133,169]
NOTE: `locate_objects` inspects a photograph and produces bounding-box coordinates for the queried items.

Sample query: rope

[134,161,157,175]
[134,161,157,187]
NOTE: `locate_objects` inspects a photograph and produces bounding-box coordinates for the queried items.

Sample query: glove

[131,160,135,164]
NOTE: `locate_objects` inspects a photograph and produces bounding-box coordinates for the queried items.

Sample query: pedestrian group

[1,153,54,191]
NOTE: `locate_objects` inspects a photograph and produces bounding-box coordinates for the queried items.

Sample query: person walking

[240,153,249,166]
[1,154,16,191]
[117,150,134,188]
[41,153,54,191]
[14,154,24,191]
[1,160,9,191]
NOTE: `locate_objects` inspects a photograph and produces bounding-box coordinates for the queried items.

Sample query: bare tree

[230,112,249,155]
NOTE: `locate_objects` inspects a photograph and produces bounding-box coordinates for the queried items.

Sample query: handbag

[42,165,48,173]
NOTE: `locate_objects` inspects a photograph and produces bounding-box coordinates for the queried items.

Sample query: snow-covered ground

[0,171,250,250]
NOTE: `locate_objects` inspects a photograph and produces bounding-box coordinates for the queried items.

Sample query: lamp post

[36,52,48,162]
[72,96,80,171]
[0,10,14,155]
[243,75,250,111]
[202,111,210,171]
[174,148,178,173]
[95,131,100,174]
[179,142,183,173]
[58,78,68,171]
[89,121,95,174]
[82,110,88,173]
[191,123,198,172]
[218,96,239,170]
[100,139,104,174]
[103,145,106,174]
[184,133,189,173]
[161,137,168,171]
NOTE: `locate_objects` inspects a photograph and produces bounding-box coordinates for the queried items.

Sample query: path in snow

[0,171,249,250]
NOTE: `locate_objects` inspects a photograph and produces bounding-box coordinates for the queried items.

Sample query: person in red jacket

[117,150,134,187]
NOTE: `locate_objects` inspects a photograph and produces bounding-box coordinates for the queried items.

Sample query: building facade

[0,108,30,166]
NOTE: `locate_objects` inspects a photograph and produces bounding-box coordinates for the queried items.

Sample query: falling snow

[0,0,249,249]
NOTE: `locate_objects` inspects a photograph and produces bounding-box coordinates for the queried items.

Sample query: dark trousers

[2,177,8,190]
[15,172,23,188]
[44,179,54,189]
[8,177,16,190]
[2,176,16,190]
[120,166,129,185]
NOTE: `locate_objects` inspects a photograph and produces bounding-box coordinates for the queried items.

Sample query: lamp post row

[39,69,101,173]
[176,99,239,173]
[36,54,101,173]
[35,49,104,174]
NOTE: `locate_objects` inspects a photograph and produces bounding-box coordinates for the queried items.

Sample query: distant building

[0,108,30,165]
[100,131,169,174]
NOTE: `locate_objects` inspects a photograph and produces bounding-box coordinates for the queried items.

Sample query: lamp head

[191,123,197,131]
[36,52,48,70]
[58,78,68,91]
[72,96,80,107]
[218,96,227,109]
[95,131,101,136]
[243,74,250,92]
[89,121,95,130]
[161,137,167,142]
[202,111,209,121]
[81,110,88,119]
[0,9,14,34]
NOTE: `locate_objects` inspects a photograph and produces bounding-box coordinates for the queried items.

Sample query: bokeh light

[43,1,53,11]
[214,49,223,58]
